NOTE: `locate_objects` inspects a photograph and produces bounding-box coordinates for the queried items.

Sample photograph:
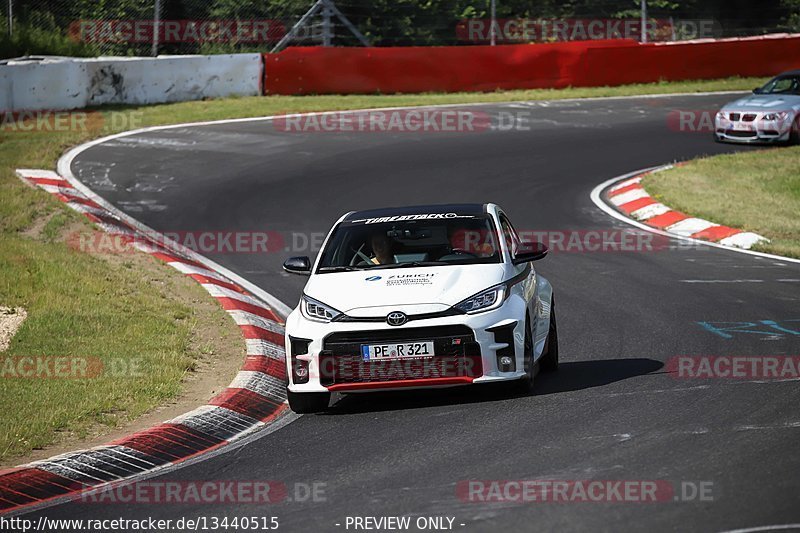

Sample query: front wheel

[790,117,800,145]
[540,301,559,373]
[287,390,330,414]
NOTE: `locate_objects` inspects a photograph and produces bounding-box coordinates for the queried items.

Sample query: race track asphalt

[28,93,800,532]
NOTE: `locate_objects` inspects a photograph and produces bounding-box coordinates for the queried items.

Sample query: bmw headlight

[763,111,790,122]
[454,284,506,314]
[301,295,342,322]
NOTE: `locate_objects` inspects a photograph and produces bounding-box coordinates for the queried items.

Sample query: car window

[317,214,502,271]
[761,75,800,95]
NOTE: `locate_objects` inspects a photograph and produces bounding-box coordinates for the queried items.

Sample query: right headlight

[454,284,506,314]
[300,295,342,322]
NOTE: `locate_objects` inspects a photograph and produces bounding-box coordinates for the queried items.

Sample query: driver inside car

[369,232,395,265]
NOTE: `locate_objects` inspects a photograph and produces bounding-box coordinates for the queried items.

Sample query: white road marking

[718,524,800,533]
[604,385,711,396]
[680,279,765,283]
[680,279,800,283]
[734,422,800,431]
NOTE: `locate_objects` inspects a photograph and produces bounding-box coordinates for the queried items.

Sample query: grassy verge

[642,147,800,259]
[0,76,767,462]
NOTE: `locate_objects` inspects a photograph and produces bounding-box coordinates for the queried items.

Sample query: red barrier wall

[579,35,800,86]
[263,35,800,95]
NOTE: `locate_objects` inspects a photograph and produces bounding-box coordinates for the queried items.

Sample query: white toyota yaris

[282,204,558,413]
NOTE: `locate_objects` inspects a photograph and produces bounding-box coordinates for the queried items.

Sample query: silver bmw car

[715,70,800,144]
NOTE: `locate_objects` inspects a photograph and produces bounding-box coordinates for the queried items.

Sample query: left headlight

[763,111,790,122]
[454,284,506,314]
[300,295,342,322]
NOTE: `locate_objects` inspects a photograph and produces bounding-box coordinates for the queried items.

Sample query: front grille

[725,129,757,138]
[729,113,741,121]
[742,114,757,122]
[320,326,482,386]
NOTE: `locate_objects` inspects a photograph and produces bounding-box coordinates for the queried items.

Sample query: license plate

[733,122,754,131]
[361,341,435,361]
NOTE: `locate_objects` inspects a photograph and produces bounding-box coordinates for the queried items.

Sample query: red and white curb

[0,169,290,514]
[602,165,769,250]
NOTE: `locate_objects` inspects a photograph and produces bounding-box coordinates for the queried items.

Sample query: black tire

[540,300,559,373]
[790,117,800,145]
[287,390,330,414]
[514,316,536,394]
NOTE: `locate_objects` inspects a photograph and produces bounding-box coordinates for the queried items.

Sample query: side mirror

[283,256,311,275]
[512,242,548,264]
[753,87,762,94]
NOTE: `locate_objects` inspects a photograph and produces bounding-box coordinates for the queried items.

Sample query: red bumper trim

[326,376,475,392]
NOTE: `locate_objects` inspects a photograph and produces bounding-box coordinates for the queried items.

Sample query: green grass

[643,147,800,259]
[0,75,769,462]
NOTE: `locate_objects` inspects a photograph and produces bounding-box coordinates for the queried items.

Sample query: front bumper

[714,112,794,144]
[285,298,528,393]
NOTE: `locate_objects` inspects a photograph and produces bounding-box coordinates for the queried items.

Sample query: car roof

[777,70,800,77]
[343,203,489,221]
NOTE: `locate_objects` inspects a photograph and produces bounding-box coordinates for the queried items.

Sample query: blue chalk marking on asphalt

[698,319,800,339]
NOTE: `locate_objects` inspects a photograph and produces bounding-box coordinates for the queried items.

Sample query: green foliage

[1,0,798,56]
[0,21,99,58]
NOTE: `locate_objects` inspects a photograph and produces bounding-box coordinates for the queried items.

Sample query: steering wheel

[449,248,478,258]
[350,244,373,266]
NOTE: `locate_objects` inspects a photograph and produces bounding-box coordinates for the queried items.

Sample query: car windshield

[317,214,502,272]
[759,75,800,95]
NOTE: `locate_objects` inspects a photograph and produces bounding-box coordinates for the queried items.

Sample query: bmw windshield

[316,214,502,272]
[758,74,800,95]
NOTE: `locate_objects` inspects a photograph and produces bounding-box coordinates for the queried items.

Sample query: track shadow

[321,358,663,415]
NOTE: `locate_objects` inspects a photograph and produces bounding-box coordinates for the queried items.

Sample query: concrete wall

[1,54,262,111]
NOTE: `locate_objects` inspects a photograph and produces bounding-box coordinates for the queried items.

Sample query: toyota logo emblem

[386,311,408,326]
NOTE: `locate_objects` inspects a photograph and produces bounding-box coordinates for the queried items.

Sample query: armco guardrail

[0,54,262,112]
[262,34,800,95]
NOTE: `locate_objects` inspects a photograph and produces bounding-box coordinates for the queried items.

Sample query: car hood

[303,264,507,315]
[721,94,800,112]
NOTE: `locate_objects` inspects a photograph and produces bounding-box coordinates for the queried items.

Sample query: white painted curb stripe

[246,339,285,359]
[17,169,65,180]
[228,310,285,335]
[630,202,671,221]
[202,283,277,311]
[665,217,717,236]
[720,232,769,249]
[590,167,800,265]
[609,187,649,206]
[167,261,233,284]
[230,371,287,400]
[608,176,642,192]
